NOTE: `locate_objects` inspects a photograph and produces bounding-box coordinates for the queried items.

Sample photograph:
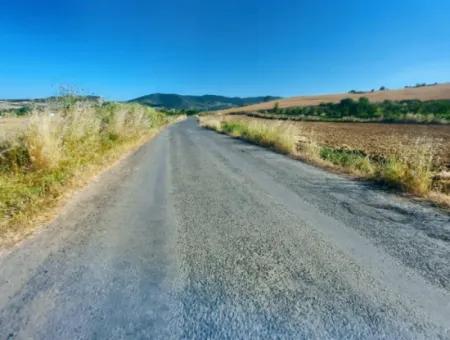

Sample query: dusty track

[0,118,449,338]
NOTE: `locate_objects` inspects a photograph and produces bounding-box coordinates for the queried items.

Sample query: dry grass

[0,101,178,246]
[25,114,64,170]
[220,115,450,169]
[200,115,297,154]
[380,139,435,195]
[199,115,449,207]
[217,83,450,114]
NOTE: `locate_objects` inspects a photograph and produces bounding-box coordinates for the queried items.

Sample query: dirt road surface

[1,118,449,338]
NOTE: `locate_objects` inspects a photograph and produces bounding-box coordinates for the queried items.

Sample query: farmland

[202,84,450,205]
[236,98,450,124]
[217,83,450,114]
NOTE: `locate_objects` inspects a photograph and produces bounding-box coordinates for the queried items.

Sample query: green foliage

[319,147,374,173]
[182,109,201,116]
[221,121,244,135]
[0,106,32,117]
[15,106,32,116]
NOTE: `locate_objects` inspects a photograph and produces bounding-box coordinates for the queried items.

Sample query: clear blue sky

[1,0,449,100]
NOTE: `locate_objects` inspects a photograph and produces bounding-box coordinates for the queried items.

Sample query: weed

[320,147,375,174]
[378,139,434,195]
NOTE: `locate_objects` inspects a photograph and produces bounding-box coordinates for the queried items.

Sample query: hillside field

[217,83,450,114]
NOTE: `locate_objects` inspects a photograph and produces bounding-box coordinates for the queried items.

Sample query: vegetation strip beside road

[199,115,450,208]
[0,98,183,247]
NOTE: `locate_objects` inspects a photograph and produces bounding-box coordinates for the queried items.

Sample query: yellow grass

[25,114,64,170]
[380,139,435,195]
[200,115,297,154]
[0,101,178,247]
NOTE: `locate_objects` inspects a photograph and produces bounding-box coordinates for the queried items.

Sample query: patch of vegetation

[405,82,438,88]
[0,106,32,117]
[157,108,200,116]
[319,147,374,174]
[0,99,178,244]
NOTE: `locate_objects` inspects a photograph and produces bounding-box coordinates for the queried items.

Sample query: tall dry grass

[0,100,173,245]
[25,114,64,170]
[380,139,435,195]
[199,115,446,204]
[200,115,297,154]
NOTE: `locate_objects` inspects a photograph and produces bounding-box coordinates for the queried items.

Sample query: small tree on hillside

[273,102,280,113]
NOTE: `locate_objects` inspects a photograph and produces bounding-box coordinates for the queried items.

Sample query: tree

[357,97,376,118]
[273,102,280,113]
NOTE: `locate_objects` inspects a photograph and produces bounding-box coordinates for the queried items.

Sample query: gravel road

[1,117,449,339]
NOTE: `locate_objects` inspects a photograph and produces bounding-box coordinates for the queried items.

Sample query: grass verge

[0,101,183,247]
[199,115,449,207]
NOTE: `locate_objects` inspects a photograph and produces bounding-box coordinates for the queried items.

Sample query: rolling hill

[128,93,281,111]
[217,83,450,114]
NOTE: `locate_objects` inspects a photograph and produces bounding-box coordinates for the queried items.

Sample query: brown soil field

[231,115,450,169]
[218,83,450,114]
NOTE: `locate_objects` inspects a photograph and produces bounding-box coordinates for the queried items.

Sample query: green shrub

[319,147,375,174]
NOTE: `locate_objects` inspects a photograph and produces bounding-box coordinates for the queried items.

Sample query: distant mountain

[0,95,102,103]
[128,93,281,111]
